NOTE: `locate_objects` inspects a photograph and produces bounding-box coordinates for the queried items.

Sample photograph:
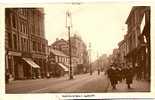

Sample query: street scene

[63,98,154,100]
[6,71,149,93]
[5,4,150,93]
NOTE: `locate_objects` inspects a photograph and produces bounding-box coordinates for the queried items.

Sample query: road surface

[6,71,150,93]
[6,71,110,93]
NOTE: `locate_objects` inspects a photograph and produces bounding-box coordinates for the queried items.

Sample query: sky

[44,3,132,61]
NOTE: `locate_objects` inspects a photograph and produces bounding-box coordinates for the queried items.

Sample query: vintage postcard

[0,0,155,100]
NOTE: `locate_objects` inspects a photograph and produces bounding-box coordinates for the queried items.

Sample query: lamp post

[66,10,73,79]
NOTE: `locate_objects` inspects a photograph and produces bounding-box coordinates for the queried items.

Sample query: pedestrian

[122,67,126,81]
[5,69,10,84]
[125,63,134,89]
[116,66,122,83]
[107,64,117,89]
[98,68,100,75]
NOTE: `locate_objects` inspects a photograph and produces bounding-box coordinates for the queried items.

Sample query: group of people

[106,63,135,89]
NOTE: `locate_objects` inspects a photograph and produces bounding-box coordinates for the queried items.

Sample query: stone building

[125,6,150,80]
[51,34,89,74]
[118,34,129,68]
[51,38,79,74]
[5,8,48,81]
[112,48,120,65]
[70,34,89,74]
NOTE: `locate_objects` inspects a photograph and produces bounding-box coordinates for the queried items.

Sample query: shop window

[8,58,13,74]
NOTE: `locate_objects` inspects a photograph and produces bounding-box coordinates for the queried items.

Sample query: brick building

[5,8,48,81]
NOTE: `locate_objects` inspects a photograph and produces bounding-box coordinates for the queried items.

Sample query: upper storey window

[12,14,16,28]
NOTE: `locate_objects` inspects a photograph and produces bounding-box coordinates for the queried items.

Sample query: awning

[58,63,69,71]
[22,58,40,68]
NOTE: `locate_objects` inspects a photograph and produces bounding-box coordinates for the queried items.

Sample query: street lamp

[66,10,73,79]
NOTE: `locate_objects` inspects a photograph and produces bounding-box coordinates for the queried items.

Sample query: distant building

[5,8,48,81]
[52,38,69,55]
[112,48,120,65]
[70,34,89,74]
[48,46,69,77]
[118,35,127,67]
[95,54,108,71]
[51,34,89,74]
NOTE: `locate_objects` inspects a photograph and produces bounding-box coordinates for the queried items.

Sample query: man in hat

[107,64,118,89]
[125,63,134,89]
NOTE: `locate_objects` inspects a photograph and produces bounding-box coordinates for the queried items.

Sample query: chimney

[56,38,59,41]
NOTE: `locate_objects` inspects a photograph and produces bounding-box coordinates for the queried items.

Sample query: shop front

[22,58,41,79]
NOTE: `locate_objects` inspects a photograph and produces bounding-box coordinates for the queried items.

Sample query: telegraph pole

[89,42,92,75]
[66,10,73,79]
[97,52,100,75]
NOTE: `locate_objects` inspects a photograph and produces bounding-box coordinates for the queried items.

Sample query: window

[5,10,10,26]
[21,38,23,51]
[62,57,64,63]
[32,41,36,51]
[26,39,29,52]
[38,43,41,52]
[25,39,28,52]
[13,34,17,50]
[55,56,58,62]
[8,33,12,49]
[22,23,24,33]
[42,44,45,53]
[23,38,26,51]
[144,35,147,43]
[24,23,27,34]
[20,22,24,33]
[12,15,16,28]
[59,57,61,62]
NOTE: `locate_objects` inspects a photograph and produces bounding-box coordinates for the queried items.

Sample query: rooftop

[50,48,69,57]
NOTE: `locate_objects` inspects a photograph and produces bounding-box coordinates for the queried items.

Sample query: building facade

[118,34,129,68]
[70,34,89,74]
[48,46,69,77]
[112,48,120,66]
[125,6,150,80]
[5,8,48,81]
[51,34,89,74]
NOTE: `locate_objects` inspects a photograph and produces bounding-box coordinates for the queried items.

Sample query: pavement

[6,71,150,93]
[108,79,150,92]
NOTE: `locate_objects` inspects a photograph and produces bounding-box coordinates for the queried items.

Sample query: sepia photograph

[60,98,154,100]
[3,3,151,94]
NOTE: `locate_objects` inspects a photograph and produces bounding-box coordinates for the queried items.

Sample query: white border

[0,1,155,100]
